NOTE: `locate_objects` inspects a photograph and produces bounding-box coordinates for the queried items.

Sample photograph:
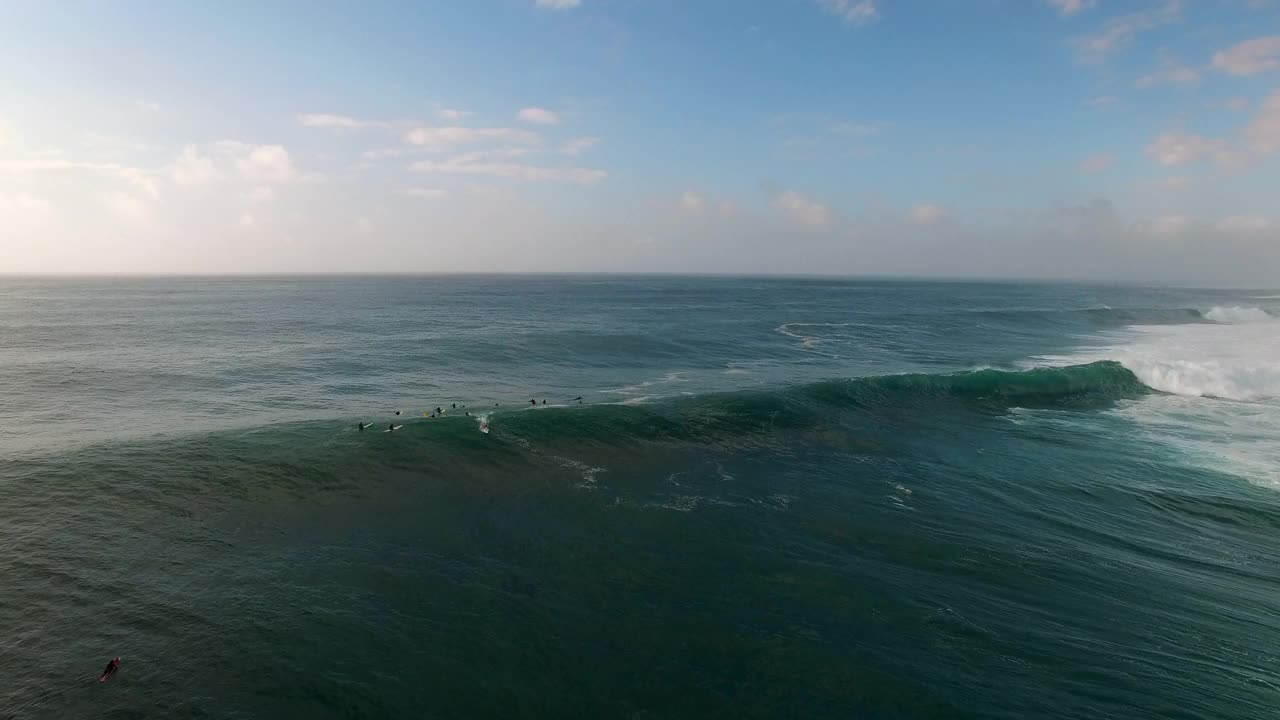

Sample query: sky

[1,0,1279,283]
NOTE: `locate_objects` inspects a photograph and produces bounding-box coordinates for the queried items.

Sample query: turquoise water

[2,276,1279,719]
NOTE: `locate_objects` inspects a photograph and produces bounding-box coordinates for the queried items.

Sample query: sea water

[1,276,1277,719]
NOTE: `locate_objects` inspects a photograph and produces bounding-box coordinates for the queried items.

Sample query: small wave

[965,307,1208,328]
[774,323,843,356]
[1203,306,1274,324]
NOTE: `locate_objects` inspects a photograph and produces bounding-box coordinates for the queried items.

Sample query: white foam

[1118,324,1280,401]
[1112,394,1280,489]
[1046,317,1280,488]
[1203,305,1274,324]
[1044,321,1280,402]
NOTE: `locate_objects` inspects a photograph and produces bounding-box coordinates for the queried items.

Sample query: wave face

[475,362,1148,453]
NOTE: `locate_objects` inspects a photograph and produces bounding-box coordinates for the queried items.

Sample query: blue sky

[1,0,1279,282]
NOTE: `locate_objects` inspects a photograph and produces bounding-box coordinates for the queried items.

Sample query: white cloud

[1211,36,1280,76]
[401,187,448,199]
[135,100,162,112]
[680,190,706,212]
[817,0,879,26]
[560,137,599,156]
[80,131,155,154]
[436,108,472,121]
[412,155,606,184]
[118,167,159,198]
[535,0,580,9]
[237,212,258,231]
[246,186,275,203]
[0,157,160,197]
[1146,131,1224,166]
[229,143,297,183]
[102,191,148,220]
[171,141,297,185]
[0,191,55,233]
[774,190,831,227]
[1080,153,1113,173]
[0,191,53,215]
[1072,0,1181,63]
[298,113,389,130]
[1225,96,1251,112]
[1048,0,1096,17]
[1148,214,1191,235]
[1142,92,1280,173]
[517,107,561,125]
[1135,52,1200,88]
[912,204,946,224]
[1082,95,1118,108]
[404,126,541,150]
[171,145,219,185]
[361,147,417,161]
[442,148,534,163]
[1245,89,1280,153]
[1216,215,1273,232]
[355,217,375,234]
[1155,175,1193,189]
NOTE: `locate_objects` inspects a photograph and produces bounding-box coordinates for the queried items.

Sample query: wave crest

[1203,306,1274,324]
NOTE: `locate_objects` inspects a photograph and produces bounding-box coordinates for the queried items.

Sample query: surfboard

[385,425,403,432]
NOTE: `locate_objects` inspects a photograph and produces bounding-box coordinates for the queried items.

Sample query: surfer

[572,396,582,402]
[98,657,120,683]
[530,399,537,407]
[394,410,402,416]
[542,399,547,406]
[358,422,371,431]
[388,423,402,432]
[451,403,456,409]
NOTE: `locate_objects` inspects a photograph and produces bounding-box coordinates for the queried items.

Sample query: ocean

[1,275,1278,719]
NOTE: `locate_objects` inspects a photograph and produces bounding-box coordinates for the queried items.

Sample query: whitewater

[1034,304,1280,488]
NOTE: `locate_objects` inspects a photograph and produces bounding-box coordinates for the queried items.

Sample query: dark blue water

[2,276,1278,718]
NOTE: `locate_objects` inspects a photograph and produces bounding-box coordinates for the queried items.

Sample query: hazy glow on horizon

[1,0,1280,283]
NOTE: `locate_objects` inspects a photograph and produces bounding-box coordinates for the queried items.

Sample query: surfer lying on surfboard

[98,657,120,683]
[386,424,403,432]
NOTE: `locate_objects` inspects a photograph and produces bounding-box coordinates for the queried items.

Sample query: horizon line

[0,270,1263,291]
